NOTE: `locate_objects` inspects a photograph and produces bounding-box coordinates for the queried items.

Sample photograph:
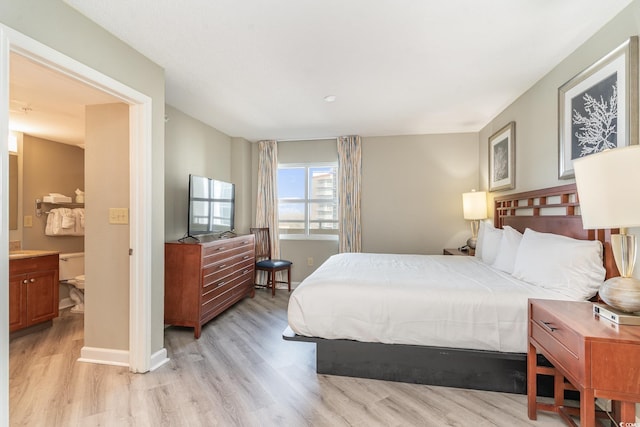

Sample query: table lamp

[462,190,487,249]
[573,145,640,313]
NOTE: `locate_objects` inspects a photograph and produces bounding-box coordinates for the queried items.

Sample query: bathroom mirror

[9,153,18,230]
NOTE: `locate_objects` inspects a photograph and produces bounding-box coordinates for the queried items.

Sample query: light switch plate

[23,215,33,227]
[109,208,129,224]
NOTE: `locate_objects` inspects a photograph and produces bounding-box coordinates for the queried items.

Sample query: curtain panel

[337,135,362,253]
[255,140,281,258]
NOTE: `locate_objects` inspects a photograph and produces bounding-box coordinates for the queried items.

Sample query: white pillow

[477,221,503,265]
[492,226,523,274]
[512,228,605,300]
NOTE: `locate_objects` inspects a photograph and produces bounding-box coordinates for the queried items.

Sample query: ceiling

[9,53,121,146]
[11,1,636,144]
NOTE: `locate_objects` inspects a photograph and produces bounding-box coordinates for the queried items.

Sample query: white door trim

[0,22,155,401]
[0,24,11,427]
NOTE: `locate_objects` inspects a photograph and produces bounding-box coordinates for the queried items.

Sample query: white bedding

[287,252,576,353]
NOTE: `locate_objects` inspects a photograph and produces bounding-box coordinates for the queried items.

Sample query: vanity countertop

[9,250,59,260]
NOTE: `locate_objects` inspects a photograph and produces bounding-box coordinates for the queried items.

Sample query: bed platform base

[284,327,555,396]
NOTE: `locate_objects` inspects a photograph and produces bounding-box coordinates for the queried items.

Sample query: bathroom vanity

[9,251,60,334]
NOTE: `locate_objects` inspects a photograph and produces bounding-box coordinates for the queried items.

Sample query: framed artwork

[558,36,638,179]
[489,122,516,192]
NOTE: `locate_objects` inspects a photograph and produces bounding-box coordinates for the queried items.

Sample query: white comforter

[287,253,574,353]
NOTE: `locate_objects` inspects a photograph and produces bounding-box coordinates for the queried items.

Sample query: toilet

[59,252,85,313]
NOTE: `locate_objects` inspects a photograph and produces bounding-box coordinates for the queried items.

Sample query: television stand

[164,234,255,338]
[177,234,200,243]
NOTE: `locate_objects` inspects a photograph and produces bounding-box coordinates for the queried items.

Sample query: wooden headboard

[493,184,619,279]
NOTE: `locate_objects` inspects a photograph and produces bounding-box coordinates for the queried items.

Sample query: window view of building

[277,164,338,237]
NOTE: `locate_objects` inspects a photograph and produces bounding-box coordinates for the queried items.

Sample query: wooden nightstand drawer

[530,303,584,383]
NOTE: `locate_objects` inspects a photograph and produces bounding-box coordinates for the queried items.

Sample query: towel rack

[35,198,84,217]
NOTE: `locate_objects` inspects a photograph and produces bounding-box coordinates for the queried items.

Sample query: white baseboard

[150,348,169,371]
[78,346,129,367]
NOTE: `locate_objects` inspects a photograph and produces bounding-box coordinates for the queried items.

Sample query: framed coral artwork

[488,121,515,192]
[558,36,638,179]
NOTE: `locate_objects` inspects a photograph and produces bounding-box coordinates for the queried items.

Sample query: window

[278,163,338,239]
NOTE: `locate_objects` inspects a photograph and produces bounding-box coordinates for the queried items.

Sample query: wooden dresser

[164,234,255,338]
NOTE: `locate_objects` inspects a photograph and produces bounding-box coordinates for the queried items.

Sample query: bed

[283,184,619,394]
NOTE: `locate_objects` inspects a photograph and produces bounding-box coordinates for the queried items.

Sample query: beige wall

[164,105,233,241]
[21,134,84,253]
[361,133,479,255]
[1,0,166,356]
[85,103,130,350]
[230,137,253,235]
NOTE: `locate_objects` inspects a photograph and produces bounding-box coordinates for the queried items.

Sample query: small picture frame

[489,122,515,192]
[558,36,638,179]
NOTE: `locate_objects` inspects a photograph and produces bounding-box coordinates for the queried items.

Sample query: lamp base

[599,276,640,313]
[466,237,477,249]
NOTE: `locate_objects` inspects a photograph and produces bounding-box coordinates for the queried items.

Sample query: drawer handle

[219,264,227,269]
[243,255,249,260]
[217,247,225,251]
[30,278,35,283]
[541,321,557,332]
[217,281,226,288]
[22,279,28,284]
[243,269,249,274]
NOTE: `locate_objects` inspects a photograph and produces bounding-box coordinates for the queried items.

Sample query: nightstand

[443,248,474,256]
[528,298,640,427]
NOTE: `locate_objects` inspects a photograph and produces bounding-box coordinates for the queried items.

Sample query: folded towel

[45,209,58,236]
[61,209,75,229]
[45,208,78,236]
[72,208,85,236]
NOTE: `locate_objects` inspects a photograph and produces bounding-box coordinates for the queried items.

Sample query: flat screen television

[187,174,235,238]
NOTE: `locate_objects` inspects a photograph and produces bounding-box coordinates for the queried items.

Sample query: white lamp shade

[462,191,487,220]
[573,145,640,229]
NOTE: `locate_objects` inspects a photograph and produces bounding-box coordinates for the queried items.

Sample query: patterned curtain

[255,140,282,261]
[337,135,362,253]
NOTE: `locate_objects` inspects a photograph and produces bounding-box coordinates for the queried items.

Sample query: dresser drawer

[203,245,253,268]
[202,256,254,289]
[202,237,254,258]
[530,304,584,383]
[201,269,253,319]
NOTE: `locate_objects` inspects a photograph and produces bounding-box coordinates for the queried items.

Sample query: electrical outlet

[307,257,314,266]
[23,215,33,227]
[109,208,129,224]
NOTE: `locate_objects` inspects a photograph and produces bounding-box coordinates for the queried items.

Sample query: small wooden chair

[250,227,292,296]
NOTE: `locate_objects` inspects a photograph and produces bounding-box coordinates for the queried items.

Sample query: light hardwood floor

[10,289,567,426]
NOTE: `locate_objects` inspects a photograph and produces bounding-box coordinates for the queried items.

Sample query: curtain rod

[275,136,339,142]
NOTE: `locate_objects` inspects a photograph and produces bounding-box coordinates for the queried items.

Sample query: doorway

[0,24,157,383]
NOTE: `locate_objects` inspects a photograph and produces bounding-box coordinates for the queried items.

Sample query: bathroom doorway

[0,25,157,378]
